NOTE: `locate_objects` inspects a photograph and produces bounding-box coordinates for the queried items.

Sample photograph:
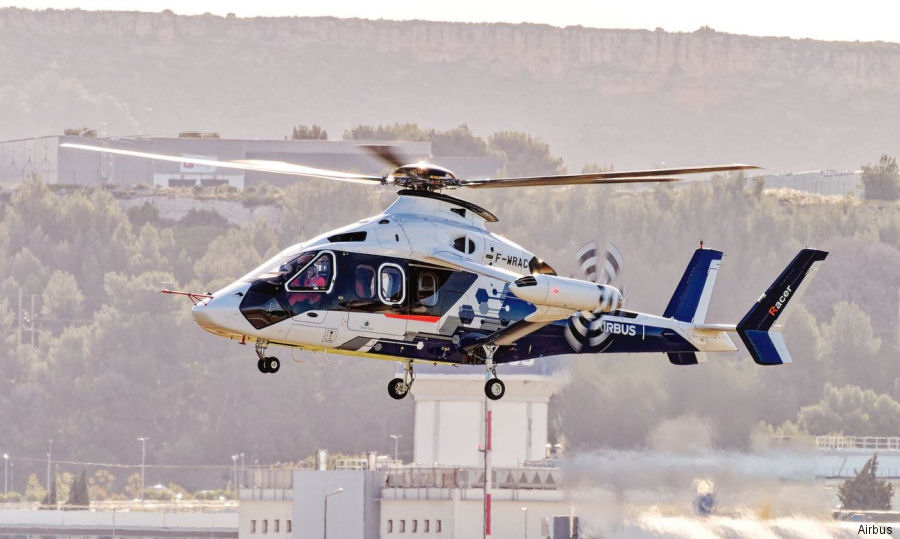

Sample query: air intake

[514,276,538,287]
[328,231,367,242]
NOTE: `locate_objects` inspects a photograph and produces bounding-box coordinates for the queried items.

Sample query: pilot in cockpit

[303,266,325,289]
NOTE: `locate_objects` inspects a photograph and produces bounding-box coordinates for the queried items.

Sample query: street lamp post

[2,454,8,494]
[389,434,402,462]
[45,439,52,492]
[231,455,239,493]
[240,453,245,488]
[521,506,528,539]
[323,487,343,539]
[137,437,149,503]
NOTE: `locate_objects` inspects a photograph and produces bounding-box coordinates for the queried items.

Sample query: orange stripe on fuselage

[384,313,441,323]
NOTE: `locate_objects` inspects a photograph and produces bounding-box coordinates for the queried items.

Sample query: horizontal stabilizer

[740,330,791,366]
[737,248,828,365]
[667,352,700,365]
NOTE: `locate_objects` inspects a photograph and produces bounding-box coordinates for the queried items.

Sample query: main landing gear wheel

[257,357,280,374]
[387,360,415,399]
[387,378,409,400]
[485,378,505,400]
[480,343,506,400]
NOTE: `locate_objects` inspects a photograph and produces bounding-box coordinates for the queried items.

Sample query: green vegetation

[289,124,328,140]
[67,469,89,507]
[862,155,900,200]
[0,147,898,489]
[838,454,894,510]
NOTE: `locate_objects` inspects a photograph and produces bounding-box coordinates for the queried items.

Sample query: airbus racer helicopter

[63,142,827,401]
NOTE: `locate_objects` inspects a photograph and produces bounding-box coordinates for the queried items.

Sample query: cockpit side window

[245,251,315,283]
[286,252,335,292]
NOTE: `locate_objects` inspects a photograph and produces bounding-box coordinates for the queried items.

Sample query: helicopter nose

[191,282,254,337]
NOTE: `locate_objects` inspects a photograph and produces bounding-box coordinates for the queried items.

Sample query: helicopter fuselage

[191,191,734,367]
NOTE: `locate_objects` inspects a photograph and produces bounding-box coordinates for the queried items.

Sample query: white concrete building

[239,365,578,539]
[0,507,237,538]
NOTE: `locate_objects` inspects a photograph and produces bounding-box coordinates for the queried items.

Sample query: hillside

[2,8,899,171]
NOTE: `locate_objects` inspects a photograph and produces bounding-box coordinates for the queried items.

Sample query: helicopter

[62,141,827,400]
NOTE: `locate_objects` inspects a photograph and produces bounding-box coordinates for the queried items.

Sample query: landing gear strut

[255,340,280,374]
[482,344,505,400]
[387,360,415,400]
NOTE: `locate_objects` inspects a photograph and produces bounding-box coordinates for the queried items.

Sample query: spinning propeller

[565,241,627,352]
[60,141,757,191]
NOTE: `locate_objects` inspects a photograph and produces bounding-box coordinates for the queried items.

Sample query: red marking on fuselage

[384,313,441,323]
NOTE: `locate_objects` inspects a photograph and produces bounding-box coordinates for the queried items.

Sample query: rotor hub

[392,163,460,190]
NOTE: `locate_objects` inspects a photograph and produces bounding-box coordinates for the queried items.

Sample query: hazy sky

[6,0,900,43]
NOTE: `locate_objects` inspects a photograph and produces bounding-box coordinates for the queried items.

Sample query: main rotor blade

[360,144,407,168]
[459,164,758,189]
[60,143,384,184]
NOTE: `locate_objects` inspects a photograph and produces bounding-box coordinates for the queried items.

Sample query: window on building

[286,520,292,533]
[274,519,279,533]
[386,519,393,533]
[250,520,257,534]
[399,519,406,533]
[412,519,418,532]
[425,519,430,532]
[262,519,268,534]
[436,519,442,532]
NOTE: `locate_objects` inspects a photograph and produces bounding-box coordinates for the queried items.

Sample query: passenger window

[379,265,405,305]
[417,272,439,307]
[286,253,335,292]
[355,265,376,300]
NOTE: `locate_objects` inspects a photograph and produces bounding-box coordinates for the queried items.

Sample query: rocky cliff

[2,8,898,170]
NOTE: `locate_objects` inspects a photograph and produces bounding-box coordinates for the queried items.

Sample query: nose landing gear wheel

[485,378,505,400]
[387,378,409,400]
[257,357,280,374]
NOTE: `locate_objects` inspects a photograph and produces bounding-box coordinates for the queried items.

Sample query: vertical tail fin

[736,248,828,365]
[663,248,724,324]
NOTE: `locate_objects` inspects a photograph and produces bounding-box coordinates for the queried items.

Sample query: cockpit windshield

[240,251,316,283]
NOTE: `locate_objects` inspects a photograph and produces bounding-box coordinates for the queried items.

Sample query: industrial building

[0,507,238,538]
[239,362,578,539]
[0,134,504,189]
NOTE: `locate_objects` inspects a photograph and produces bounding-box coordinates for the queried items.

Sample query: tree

[793,385,900,436]
[40,473,57,507]
[67,469,89,507]
[289,124,328,140]
[40,270,85,325]
[838,454,893,510]
[124,472,142,500]
[861,155,900,200]
[429,125,495,157]
[24,473,46,502]
[88,469,116,500]
[343,122,428,141]
[820,301,882,384]
[488,131,565,177]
